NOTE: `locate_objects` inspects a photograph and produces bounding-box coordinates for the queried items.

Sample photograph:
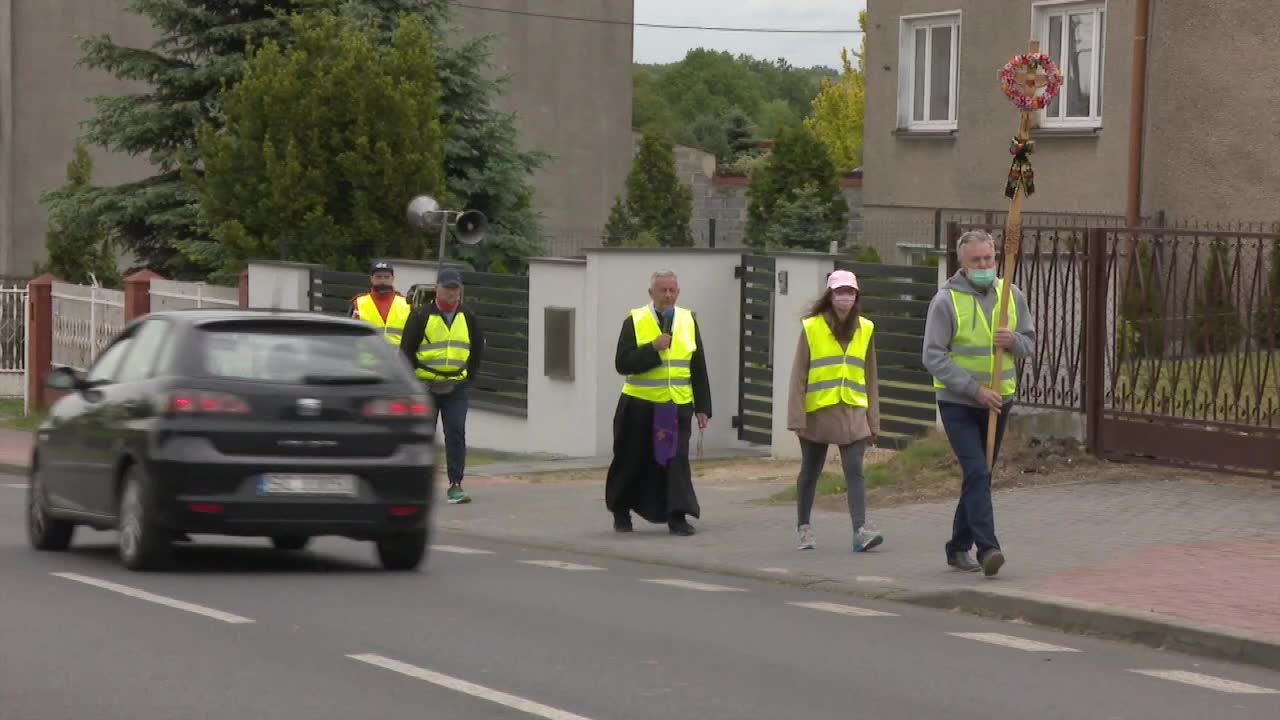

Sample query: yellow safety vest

[621,306,696,405]
[354,293,411,346]
[933,279,1019,397]
[416,311,471,382]
[803,314,874,413]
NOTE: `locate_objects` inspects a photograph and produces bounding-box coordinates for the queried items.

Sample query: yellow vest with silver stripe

[354,294,411,346]
[416,312,471,382]
[803,314,874,413]
[622,306,696,405]
[933,279,1019,397]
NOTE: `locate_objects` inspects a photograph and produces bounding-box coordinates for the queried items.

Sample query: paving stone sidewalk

[443,469,1280,666]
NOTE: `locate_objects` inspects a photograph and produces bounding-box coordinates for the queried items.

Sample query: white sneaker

[853,525,883,553]
[797,523,816,550]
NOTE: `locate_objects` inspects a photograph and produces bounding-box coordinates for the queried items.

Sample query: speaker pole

[438,211,451,266]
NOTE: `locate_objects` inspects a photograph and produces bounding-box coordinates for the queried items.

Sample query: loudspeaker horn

[455,209,488,246]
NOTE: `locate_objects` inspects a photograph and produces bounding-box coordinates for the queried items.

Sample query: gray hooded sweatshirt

[922,270,1036,408]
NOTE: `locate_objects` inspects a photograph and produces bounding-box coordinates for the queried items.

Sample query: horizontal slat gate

[734,255,775,445]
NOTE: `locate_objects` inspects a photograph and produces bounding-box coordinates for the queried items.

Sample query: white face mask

[831,295,856,313]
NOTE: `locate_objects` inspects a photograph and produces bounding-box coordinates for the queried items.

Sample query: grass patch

[0,399,44,432]
[769,433,955,504]
[1113,350,1280,421]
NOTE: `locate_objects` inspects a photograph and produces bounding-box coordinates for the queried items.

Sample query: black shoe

[668,521,696,536]
[979,549,1005,577]
[947,551,981,572]
[613,512,633,533]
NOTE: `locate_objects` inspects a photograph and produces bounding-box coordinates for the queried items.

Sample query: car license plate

[256,474,358,497]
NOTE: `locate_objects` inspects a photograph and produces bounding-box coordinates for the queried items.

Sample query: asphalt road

[1,474,1277,720]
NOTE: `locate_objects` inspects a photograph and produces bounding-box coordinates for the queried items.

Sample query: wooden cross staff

[987,40,1048,470]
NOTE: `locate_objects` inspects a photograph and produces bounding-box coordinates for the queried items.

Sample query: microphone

[660,307,674,334]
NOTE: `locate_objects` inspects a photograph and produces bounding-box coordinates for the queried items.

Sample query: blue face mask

[967,269,996,289]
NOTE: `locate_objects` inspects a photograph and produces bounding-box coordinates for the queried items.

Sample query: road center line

[519,560,605,571]
[348,653,595,720]
[789,601,898,617]
[1128,670,1279,694]
[947,632,1080,652]
[51,572,254,625]
[431,545,496,555]
[641,578,747,592]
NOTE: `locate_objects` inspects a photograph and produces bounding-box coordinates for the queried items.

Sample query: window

[116,320,171,383]
[85,337,135,386]
[197,324,406,384]
[1035,2,1105,127]
[898,12,961,130]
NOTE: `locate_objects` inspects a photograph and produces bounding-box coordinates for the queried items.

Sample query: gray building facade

[863,0,1280,256]
[0,0,634,276]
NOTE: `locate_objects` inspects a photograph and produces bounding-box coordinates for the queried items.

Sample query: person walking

[923,230,1035,577]
[351,261,412,346]
[605,270,711,536]
[786,269,883,553]
[400,268,485,505]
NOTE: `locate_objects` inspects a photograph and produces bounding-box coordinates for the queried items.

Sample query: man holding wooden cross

[923,230,1035,577]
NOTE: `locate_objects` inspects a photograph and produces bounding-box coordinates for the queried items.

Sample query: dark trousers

[938,400,1012,557]
[431,383,469,485]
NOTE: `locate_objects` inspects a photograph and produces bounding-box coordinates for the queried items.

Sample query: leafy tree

[195,11,447,279]
[623,131,693,247]
[1117,240,1165,359]
[745,125,847,250]
[805,44,866,172]
[756,99,802,139]
[762,183,846,252]
[853,244,882,263]
[35,141,121,287]
[1188,240,1243,354]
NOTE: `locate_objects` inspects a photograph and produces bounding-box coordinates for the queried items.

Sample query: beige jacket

[786,313,881,446]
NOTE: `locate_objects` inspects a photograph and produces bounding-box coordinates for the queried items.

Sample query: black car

[26,310,437,571]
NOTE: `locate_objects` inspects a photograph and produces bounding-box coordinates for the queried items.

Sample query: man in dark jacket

[401,268,485,504]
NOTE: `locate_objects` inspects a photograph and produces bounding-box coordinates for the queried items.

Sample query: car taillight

[363,396,431,419]
[164,390,251,416]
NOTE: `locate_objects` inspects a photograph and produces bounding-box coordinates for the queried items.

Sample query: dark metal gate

[310,270,367,316]
[836,260,938,449]
[733,254,776,446]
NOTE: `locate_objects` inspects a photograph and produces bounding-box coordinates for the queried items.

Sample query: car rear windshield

[195,322,407,384]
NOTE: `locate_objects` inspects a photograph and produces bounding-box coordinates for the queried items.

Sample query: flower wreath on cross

[998,52,1063,198]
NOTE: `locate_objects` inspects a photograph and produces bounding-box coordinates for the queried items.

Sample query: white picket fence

[149,279,240,311]
[0,286,26,399]
[51,282,126,373]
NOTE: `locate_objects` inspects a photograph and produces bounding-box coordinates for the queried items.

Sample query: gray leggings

[796,438,868,529]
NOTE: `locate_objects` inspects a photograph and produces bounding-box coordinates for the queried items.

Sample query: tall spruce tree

[745,124,847,250]
[624,131,693,247]
[35,141,121,287]
[45,0,546,278]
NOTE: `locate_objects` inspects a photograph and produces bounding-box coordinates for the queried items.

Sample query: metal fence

[149,279,240,312]
[0,285,26,398]
[51,282,126,372]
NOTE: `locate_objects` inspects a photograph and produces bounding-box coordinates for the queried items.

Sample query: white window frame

[897,11,961,131]
[1032,1,1106,129]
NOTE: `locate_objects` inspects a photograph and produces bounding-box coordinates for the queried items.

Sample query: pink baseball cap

[827,270,859,291]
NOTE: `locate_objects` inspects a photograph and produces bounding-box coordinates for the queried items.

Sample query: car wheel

[117,465,172,571]
[271,536,311,551]
[375,531,428,571]
[27,465,74,551]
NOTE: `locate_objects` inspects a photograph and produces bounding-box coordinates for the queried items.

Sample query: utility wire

[452,3,864,34]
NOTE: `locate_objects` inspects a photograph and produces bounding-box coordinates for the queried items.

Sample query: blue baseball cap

[437,268,464,287]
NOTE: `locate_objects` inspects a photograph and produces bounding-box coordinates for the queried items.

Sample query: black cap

[370,260,394,274]
[437,268,464,287]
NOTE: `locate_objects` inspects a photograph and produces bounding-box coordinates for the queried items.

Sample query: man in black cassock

[605,270,712,536]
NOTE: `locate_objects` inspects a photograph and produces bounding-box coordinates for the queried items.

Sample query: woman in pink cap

[786,269,883,552]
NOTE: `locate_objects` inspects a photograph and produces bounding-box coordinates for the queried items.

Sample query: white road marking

[641,579,747,592]
[1,482,28,489]
[1128,670,1279,694]
[349,653,595,720]
[52,572,253,625]
[519,560,605,571]
[788,601,898,617]
[855,575,896,584]
[431,545,495,555]
[947,632,1080,652]
[759,567,791,574]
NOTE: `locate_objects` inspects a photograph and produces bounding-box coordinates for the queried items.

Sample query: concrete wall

[768,253,839,459]
[525,258,596,456]
[1,0,634,276]
[246,262,316,311]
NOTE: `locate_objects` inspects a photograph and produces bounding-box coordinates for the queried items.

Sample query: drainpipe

[1126,0,1151,227]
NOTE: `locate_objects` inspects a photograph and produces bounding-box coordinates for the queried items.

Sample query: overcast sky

[633,0,866,69]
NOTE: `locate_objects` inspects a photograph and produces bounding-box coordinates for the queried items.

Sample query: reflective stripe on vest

[416,312,471,382]
[803,314,874,413]
[622,306,697,405]
[355,294,411,346]
[932,279,1019,396]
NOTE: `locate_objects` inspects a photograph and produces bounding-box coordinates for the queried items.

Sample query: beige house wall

[0,0,634,276]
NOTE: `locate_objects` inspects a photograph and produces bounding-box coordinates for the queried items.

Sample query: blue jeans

[431,383,469,486]
[938,400,1012,557]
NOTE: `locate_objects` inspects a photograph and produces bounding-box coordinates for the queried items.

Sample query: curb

[897,586,1280,673]
[0,462,28,477]
[439,525,1280,674]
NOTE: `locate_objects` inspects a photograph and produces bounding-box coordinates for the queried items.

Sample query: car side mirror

[46,366,86,391]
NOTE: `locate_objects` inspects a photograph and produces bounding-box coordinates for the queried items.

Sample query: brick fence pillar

[239,268,250,308]
[124,270,164,321]
[26,275,55,411]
